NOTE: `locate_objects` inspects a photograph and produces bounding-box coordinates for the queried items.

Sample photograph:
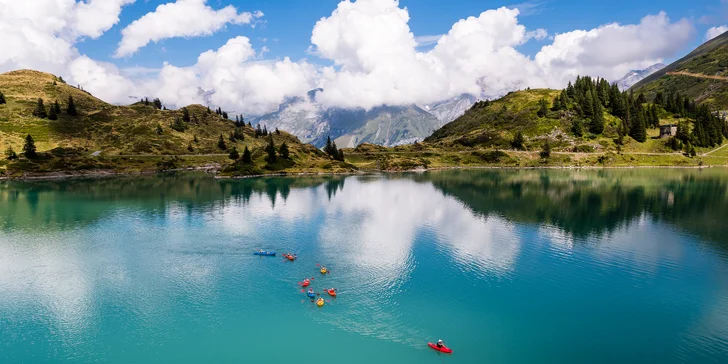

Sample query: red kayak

[428,343,453,354]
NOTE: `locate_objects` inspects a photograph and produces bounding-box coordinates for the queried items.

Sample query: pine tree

[242,146,252,164]
[218,135,227,150]
[337,149,345,162]
[234,128,245,141]
[48,103,58,120]
[275,128,281,135]
[67,95,77,116]
[324,136,334,156]
[229,146,240,160]
[265,135,277,163]
[590,99,605,134]
[53,100,61,114]
[511,131,525,149]
[262,125,268,136]
[34,98,47,118]
[0,91,6,104]
[182,107,190,123]
[572,119,583,137]
[153,98,162,109]
[540,140,551,159]
[537,98,549,117]
[255,124,263,137]
[207,106,212,114]
[171,117,186,132]
[23,134,37,159]
[222,111,228,119]
[628,103,647,142]
[5,146,17,160]
[279,142,290,159]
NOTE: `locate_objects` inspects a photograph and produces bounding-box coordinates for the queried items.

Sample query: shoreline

[2,163,728,182]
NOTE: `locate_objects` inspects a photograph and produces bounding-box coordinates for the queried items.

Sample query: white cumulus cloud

[0,0,134,75]
[705,25,728,41]
[77,37,317,115]
[309,0,692,110]
[114,0,263,58]
[535,12,695,85]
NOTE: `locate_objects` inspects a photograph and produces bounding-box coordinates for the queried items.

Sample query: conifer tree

[242,146,252,164]
[182,107,190,123]
[279,142,290,159]
[23,134,37,158]
[222,111,228,119]
[5,146,17,160]
[229,146,240,160]
[275,127,281,135]
[48,103,58,120]
[262,125,268,136]
[540,139,551,159]
[53,100,61,114]
[572,119,583,137]
[153,98,162,109]
[537,98,549,117]
[324,136,334,156]
[511,131,525,149]
[206,106,211,114]
[0,91,6,104]
[337,149,345,162]
[171,117,186,132]
[67,95,77,116]
[218,135,227,150]
[234,127,245,141]
[628,102,647,142]
[34,98,47,118]
[265,135,277,163]
[590,98,605,134]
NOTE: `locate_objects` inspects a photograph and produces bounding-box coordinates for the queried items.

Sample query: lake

[1,169,727,363]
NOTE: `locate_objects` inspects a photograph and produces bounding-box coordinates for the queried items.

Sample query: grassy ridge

[0,70,353,177]
[631,31,728,109]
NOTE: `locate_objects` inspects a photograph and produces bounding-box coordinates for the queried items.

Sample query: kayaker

[436,339,444,348]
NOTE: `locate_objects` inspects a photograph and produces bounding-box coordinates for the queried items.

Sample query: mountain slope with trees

[631,30,728,110]
[0,70,352,177]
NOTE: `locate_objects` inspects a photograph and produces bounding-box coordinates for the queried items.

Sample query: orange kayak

[327,289,337,297]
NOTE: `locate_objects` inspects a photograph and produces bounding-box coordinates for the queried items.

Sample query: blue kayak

[254,251,276,256]
[307,291,316,298]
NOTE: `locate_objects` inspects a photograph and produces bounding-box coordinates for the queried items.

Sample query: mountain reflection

[413,169,728,251]
[1,169,728,253]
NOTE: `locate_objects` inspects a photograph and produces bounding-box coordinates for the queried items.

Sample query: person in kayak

[308,289,315,295]
[436,340,445,348]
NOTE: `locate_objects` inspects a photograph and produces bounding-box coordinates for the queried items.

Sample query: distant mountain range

[252,90,477,148]
[615,64,666,90]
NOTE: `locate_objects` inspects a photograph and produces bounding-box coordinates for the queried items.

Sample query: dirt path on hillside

[666,71,728,81]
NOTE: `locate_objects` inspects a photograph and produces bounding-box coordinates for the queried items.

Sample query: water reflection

[1,169,728,361]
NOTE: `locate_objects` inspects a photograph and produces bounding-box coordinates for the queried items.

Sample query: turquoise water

[1,169,728,363]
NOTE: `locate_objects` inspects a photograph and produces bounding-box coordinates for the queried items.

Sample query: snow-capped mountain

[252,89,472,148]
[420,94,478,126]
[616,64,666,90]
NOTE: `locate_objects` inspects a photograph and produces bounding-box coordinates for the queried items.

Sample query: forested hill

[0,69,352,177]
[425,75,728,153]
[631,30,728,110]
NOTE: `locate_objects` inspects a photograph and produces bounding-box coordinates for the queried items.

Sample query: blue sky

[3,0,722,112]
[77,0,725,71]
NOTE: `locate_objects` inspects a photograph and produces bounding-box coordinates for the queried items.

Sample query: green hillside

[0,70,353,177]
[631,31,728,109]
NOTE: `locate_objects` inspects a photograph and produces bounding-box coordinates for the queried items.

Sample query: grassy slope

[345,88,728,170]
[631,32,728,109]
[0,70,352,177]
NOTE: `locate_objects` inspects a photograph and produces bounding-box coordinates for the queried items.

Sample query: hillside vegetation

[631,31,728,110]
[0,70,352,177]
